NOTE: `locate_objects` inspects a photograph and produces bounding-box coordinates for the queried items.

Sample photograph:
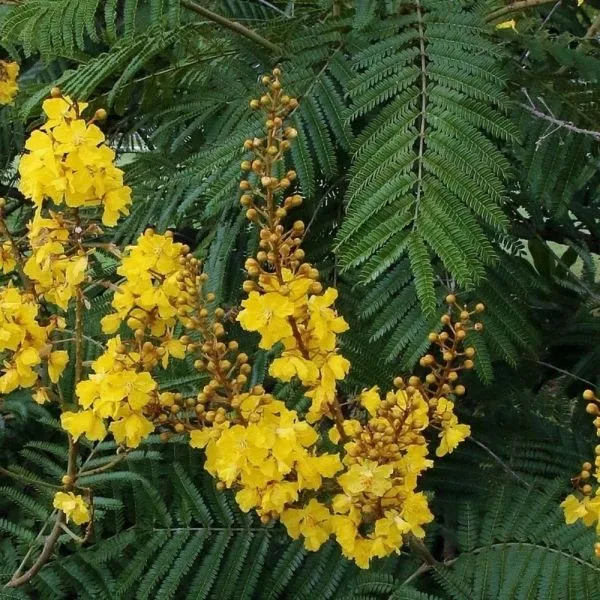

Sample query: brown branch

[582,11,600,41]
[78,453,127,478]
[520,102,600,140]
[5,514,65,588]
[486,0,557,22]
[181,1,282,54]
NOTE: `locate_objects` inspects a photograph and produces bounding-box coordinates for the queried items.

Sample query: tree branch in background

[181,1,282,55]
[486,0,559,22]
[519,102,600,140]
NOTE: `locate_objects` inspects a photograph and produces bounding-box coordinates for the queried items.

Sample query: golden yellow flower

[53,492,90,525]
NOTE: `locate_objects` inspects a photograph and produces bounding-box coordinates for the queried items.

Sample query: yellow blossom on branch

[53,492,90,525]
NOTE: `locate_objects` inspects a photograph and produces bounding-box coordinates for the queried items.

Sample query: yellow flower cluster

[61,337,158,448]
[191,393,342,519]
[562,389,600,557]
[162,70,479,568]
[18,93,131,226]
[0,60,19,105]
[1,73,482,569]
[23,210,88,309]
[0,286,67,394]
[101,229,193,340]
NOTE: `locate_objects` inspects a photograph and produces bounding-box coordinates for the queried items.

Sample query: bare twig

[181,1,282,54]
[466,435,534,490]
[5,515,65,588]
[524,357,598,388]
[486,0,558,23]
[520,101,600,140]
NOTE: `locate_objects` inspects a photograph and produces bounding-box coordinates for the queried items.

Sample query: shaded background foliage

[0,0,599,598]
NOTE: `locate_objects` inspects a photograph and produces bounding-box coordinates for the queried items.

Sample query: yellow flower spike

[53,492,90,525]
[19,95,131,228]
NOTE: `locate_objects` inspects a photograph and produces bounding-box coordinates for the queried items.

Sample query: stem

[181,1,282,54]
[5,515,65,588]
[75,290,84,386]
[0,216,32,292]
[4,438,108,588]
[485,0,557,22]
[407,533,439,566]
[78,453,127,478]
[411,0,428,232]
[0,467,61,491]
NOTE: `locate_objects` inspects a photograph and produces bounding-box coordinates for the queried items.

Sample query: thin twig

[411,0,428,232]
[181,1,282,54]
[401,562,432,586]
[5,515,65,588]
[486,0,557,23]
[524,357,598,387]
[0,467,62,491]
[78,453,127,477]
[519,101,600,140]
[466,435,534,490]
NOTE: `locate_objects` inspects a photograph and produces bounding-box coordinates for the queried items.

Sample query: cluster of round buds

[240,68,300,225]
[578,389,600,493]
[345,388,429,466]
[407,295,485,401]
[116,335,168,372]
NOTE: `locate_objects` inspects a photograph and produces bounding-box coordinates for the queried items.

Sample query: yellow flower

[359,386,381,416]
[281,499,332,551]
[399,492,434,537]
[237,291,294,349]
[307,287,348,346]
[337,461,393,497]
[329,419,362,444]
[0,60,19,105]
[101,312,122,334]
[33,387,50,405]
[236,487,261,512]
[269,354,319,385]
[0,240,16,273]
[121,371,157,410]
[48,350,68,383]
[495,19,517,31]
[41,96,86,130]
[109,410,154,448]
[561,494,587,525]
[53,492,90,525]
[52,120,105,155]
[61,410,106,441]
[102,186,132,226]
[436,421,470,457]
